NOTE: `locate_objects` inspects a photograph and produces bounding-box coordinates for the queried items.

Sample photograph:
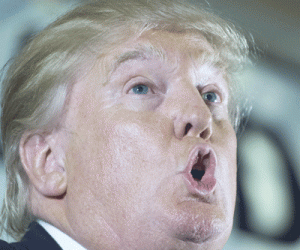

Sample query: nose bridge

[171,82,213,140]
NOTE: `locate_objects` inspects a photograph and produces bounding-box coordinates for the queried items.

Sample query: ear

[19,132,67,197]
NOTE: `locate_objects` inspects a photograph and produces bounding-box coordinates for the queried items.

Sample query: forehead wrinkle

[114,44,167,71]
[188,50,216,68]
[188,50,226,85]
[102,43,167,86]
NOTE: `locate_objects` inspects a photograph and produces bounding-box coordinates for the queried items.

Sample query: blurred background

[0,0,299,249]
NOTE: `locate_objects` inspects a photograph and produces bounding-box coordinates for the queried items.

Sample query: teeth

[195,152,201,165]
[203,159,209,166]
[195,155,199,165]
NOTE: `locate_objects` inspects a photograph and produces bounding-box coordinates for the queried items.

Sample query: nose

[170,88,213,141]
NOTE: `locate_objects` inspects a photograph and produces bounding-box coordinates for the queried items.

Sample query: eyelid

[127,83,155,95]
[199,85,224,103]
[124,76,160,95]
[128,84,153,95]
[202,92,221,104]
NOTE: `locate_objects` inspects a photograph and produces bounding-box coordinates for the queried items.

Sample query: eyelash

[201,91,222,103]
[126,80,157,95]
[126,81,223,106]
[198,85,223,104]
[130,84,149,95]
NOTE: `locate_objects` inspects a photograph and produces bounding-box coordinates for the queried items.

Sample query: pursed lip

[180,144,217,197]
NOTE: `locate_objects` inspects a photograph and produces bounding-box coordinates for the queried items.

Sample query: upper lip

[184,144,216,174]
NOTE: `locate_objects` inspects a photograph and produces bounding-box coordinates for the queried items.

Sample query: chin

[176,208,231,243]
[144,170,235,249]
[149,198,232,249]
[172,214,233,250]
[165,192,233,246]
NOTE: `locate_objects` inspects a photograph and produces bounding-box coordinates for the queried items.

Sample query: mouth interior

[191,152,208,182]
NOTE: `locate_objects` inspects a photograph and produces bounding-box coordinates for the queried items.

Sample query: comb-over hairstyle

[0,0,250,240]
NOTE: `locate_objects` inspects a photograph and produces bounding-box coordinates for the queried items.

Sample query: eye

[131,84,149,95]
[202,92,220,103]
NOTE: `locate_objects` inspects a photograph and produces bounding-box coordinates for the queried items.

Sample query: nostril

[200,127,211,140]
[184,123,192,136]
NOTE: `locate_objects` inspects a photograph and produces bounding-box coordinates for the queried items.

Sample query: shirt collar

[38,220,87,250]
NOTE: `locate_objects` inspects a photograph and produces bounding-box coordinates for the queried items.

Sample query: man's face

[62,31,237,249]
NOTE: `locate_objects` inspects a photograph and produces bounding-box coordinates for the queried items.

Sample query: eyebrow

[112,44,167,72]
[106,42,223,86]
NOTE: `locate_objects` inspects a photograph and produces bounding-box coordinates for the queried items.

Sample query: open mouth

[190,152,207,182]
[182,145,217,196]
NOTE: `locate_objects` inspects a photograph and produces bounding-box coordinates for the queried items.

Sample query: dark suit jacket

[0,222,62,250]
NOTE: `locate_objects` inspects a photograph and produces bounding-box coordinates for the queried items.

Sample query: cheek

[67,109,175,204]
[102,111,173,188]
[214,122,237,211]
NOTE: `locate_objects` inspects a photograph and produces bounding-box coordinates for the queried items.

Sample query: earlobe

[20,132,67,197]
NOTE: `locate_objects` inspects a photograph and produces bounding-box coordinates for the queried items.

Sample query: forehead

[105,30,217,74]
[137,30,214,55]
[85,30,228,95]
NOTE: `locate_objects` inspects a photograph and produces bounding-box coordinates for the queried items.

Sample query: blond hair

[0,0,250,240]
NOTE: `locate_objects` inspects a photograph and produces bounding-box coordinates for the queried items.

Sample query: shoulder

[0,222,62,250]
[0,239,25,250]
[0,239,14,249]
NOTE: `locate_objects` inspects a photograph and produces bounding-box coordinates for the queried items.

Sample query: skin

[23,30,237,250]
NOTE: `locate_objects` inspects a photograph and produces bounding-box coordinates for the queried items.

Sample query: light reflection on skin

[50,30,237,250]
